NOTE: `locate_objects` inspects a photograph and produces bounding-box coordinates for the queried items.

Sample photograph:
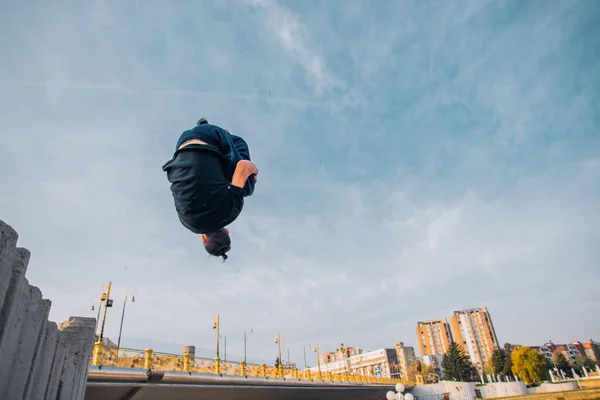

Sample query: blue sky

[1,0,599,365]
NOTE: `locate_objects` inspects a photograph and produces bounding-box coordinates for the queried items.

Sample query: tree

[575,355,595,372]
[502,344,515,377]
[491,349,508,376]
[405,360,434,384]
[511,346,548,385]
[552,350,571,376]
[442,342,473,382]
[274,357,281,368]
[591,341,600,365]
[483,363,495,378]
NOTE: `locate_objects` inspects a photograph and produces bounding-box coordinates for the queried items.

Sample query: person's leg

[228,134,255,196]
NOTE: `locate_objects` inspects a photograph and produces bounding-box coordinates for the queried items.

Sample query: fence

[90,344,400,385]
[411,380,585,400]
[0,218,96,400]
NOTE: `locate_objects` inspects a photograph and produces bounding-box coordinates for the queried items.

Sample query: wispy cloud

[247,0,344,95]
[0,0,599,366]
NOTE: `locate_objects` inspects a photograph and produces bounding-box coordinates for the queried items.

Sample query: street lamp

[212,314,221,374]
[91,282,113,367]
[313,344,322,379]
[98,282,113,342]
[244,328,253,366]
[275,332,283,377]
[116,290,136,356]
[303,345,308,370]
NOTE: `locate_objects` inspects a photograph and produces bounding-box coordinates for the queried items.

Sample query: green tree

[406,360,432,384]
[274,357,281,368]
[502,344,515,377]
[575,355,595,372]
[511,346,548,385]
[591,341,600,365]
[552,350,571,376]
[491,349,508,376]
[442,342,473,382]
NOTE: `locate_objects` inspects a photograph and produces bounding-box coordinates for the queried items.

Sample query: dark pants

[175,124,255,196]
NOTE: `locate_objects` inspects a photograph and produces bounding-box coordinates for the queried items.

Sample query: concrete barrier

[0,218,96,400]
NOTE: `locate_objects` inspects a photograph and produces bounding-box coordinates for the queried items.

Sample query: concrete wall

[411,380,583,400]
[0,218,96,400]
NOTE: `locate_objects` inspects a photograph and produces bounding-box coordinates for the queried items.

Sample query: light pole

[212,314,221,374]
[303,345,308,370]
[244,328,253,366]
[116,293,135,356]
[224,332,227,365]
[91,282,113,366]
[275,332,283,377]
[340,342,348,374]
[98,282,113,342]
[313,344,322,379]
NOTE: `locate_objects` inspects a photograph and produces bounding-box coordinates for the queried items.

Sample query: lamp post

[303,345,308,370]
[244,328,253,366]
[92,282,113,366]
[275,332,283,377]
[212,314,221,374]
[116,293,135,356]
[313,344,322,379]
[98,282,113,342]
[340,342,348,374]
[224,333,227,365]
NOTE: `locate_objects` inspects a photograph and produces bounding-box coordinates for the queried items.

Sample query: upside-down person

[162,118,258,261]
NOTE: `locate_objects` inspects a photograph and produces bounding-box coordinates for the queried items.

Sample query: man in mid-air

[162,118,258,261]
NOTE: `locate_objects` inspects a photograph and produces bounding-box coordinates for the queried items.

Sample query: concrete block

[45,332,68,400]
[0,273,31,391]
[23,298,52,398]
[0,219,94,400]
[0,286,50,399]
[0,246,30,346]
[0,219,19,313]
[55,317,95,400]
[26,321,59,400]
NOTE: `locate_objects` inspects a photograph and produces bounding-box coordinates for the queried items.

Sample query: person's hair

[203,228,231,261]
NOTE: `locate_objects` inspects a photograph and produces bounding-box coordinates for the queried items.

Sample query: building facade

[395,342,416,380]
[310,348,399,379]
[318,346,363,365]
[536,341,584,364]
[416,319,453,358]
[449,307,500,369]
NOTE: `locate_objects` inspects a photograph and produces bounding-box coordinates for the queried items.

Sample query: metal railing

[90,343,399,385]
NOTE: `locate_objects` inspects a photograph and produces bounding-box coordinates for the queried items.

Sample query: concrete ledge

[0,218,96,400]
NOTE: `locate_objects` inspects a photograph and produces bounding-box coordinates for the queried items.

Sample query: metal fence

[89,344,399,385]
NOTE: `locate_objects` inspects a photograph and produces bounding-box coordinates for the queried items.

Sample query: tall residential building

[450,307,500,368]
[395,342,416,380]
[416,319,453,357]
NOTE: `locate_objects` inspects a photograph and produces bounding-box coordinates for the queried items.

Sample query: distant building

[536,341,583,364]
[395,342,416,380]
[319,346,363,365]
[282,361,297,369]
[422,354,445,377]
[310,348,399,379]
[449,307,500,369]
[583,341,598,362]
[416,319,453,357]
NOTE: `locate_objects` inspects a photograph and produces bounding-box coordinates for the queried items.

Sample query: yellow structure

[144,349,153,369]
[91,341,104,366]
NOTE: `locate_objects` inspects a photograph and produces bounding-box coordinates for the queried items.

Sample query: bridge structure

[0,217,400,400]
[85,344,402,399]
